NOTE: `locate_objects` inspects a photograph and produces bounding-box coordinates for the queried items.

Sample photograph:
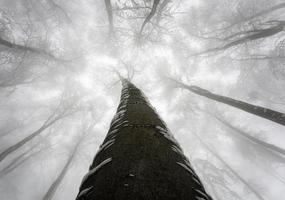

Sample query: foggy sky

[0,0,285,200]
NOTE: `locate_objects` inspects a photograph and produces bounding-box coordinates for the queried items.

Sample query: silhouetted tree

[211,114,285,156]
[75,78,212,200]
[139,0,160,36]
[171,79,285,126]
[104,0,114,36]
[42,133,84,200]
[0,97,78,163]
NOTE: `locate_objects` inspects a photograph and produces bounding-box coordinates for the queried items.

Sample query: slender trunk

[212,114,285,156]
[0,36,62,61]
[193,133,266,200]
[199,110,285,184]
[190,24,284,57]
[75,79,212,200]
[104,0,114,36]
[194,161,223,200]
[42,142,79,200]
[0,149,30,177]
[173,80,285,126]
[0,116,60,163]
[225,3,285,29]
[139,0,160,35]
[0,145,46,177]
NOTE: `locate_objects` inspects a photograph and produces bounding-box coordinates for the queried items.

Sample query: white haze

[0,0,285,200]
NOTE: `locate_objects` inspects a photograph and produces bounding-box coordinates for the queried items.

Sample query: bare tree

[223,2,285,30]
[0,96,78,163]
[193,132,266,200]
[190,21,285,57]
[75,78,212,200]
[0,142,52,178]
[42,124,91,200]
[171,79,285,126]
[194,158,245,200]
[0,36,61,61]
[139,0,160,36]
[210,113,285,156]
[104,0,114,36]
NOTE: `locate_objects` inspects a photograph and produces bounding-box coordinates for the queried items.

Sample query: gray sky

[0,0,285,199]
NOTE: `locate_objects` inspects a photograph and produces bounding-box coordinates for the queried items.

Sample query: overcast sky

[0,0,285,200]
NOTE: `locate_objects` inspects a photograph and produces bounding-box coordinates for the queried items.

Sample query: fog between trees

[0,0,285,200]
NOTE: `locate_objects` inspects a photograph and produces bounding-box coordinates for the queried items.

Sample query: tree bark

[75,79,212,200]
[173,80,285,126]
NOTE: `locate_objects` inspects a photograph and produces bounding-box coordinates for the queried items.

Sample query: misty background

[0,0,285,199]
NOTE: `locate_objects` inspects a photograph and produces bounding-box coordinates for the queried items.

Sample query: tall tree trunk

[0,145,46,177]
[193,133,266,200]
[42,138,81,200]
[211,114,285,156]
[104,0,114,36]
[172,79,285,126]
[0,149,31,177]
[0,115,61,163]
[75,79,212,200]
[199,110,285,184]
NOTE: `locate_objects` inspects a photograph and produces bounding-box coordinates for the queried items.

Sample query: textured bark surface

[76,79,212,200]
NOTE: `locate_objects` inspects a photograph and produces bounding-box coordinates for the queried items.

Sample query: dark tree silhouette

[104,0,114,36]
[171,79,285,126]
[0,116,60,163]
[75,78,212,200]
[0,145,43,177]
[0,99,76,163]
[42,135,82,200]
[139,0,160,36]
[0,36,63,61]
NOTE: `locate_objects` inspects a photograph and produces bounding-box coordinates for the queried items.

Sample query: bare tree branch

[190,22,285,57]
[104,0,114,36]
[225,2,285,30]
[139,0,160,36]
[0,36,65,62]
